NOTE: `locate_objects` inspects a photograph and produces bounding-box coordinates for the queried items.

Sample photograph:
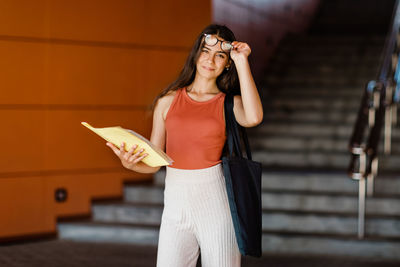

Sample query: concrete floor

[0,239,400,267]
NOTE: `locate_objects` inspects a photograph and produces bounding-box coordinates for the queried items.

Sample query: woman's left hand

[230,41,251,62]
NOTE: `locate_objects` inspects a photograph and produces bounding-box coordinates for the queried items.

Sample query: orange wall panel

[0,177,52,237]
[0,110,45,173]
[0,0,211,241]
[45,45,187,105]
[46,0,209,46]
[0,109,152,173]
[0,0,210,47]
[0,41,46,104]
[43,109,151,170]
[1,40,187,105]
[0,0,48,38]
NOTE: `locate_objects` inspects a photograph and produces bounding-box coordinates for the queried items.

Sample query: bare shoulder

[154,90,178,120]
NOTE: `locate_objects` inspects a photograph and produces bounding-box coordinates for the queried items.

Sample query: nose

[206,53,215,63]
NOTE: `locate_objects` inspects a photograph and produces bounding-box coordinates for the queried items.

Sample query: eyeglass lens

[204,34,232,51]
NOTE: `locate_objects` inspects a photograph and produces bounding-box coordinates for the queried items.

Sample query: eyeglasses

[203,34,233,51]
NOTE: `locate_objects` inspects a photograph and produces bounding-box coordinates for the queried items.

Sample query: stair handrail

[348,0,400,239]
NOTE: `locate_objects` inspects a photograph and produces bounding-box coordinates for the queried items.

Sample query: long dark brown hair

[152,24,240,108]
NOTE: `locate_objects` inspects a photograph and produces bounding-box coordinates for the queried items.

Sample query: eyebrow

[202,46,227,55]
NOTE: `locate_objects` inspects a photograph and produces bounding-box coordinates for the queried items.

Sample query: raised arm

[230,41,263,127]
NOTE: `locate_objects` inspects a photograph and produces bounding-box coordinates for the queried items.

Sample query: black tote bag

[222,93,262,257]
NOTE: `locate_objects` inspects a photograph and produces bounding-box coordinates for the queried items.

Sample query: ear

[225,59,232,68]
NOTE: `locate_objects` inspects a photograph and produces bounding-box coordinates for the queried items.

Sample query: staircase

[247,34,400,259]
[58,1,400,261]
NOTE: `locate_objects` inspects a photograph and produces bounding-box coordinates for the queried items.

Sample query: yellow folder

[81,122,173,167]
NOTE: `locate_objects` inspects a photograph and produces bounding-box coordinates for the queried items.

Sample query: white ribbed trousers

[156,164,241,267]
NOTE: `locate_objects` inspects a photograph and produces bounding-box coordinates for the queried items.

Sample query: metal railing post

[349,147,367,239]
[367,157,378,197]
[358,176,366,239]
[384,85,393,154]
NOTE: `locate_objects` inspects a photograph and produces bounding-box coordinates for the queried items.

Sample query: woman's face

[196,35,230,79]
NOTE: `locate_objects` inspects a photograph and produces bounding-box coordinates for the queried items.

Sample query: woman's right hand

[106,142,148,170]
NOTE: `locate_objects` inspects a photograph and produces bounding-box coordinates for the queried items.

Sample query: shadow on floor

[0,240,399,267]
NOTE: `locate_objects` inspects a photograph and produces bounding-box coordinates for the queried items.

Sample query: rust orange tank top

[165,87,226,169]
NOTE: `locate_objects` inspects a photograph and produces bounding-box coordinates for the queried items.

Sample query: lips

[202,66,215,71]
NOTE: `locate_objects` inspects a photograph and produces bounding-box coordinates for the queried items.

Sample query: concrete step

[263,98,360,113]
[152,169,400,196]
[278,37,383,48]
[277,46,382,56]
[250,136,400,154]
[273,87,364,97]
[57,222,159,245]
[269,58,379,69]
[267,65,378,75]
[249,122,353,137]
[278,45,383,55]
[262,171,400,196]
[272,84,368,91]
[266,98,360,110]
[263,212,400,238]
[279,43,384,54]
[262,233,400,260]
[263,98,364,111]
[262,191,400,216]
[264,82,368,90]
[264,110,358,124]
[250,122,400,140]
[251,137,344,153]
[122,184,400,216]
[268,65,379,77]
[92,203,162,226]
[252,150,400,172]
[268,59,381,71]
[264,76,369,86]
[280,35,385,47]
[124,185,164,205]
[90,202,400,239]
[268,70,378,81]
[57,221,400,260]
[271,54,381,65]
[275,45,382,57]
[265,72,377,82]
[267,92,362,101]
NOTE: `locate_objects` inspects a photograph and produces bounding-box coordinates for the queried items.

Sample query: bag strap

[224,94,242,157]
[224,94,253,160]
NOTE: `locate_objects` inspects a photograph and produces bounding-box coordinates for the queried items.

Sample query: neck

[188,75,219,94]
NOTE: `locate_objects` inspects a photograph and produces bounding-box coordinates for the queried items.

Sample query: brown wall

[0,0,211,240]
[213,0,320,81]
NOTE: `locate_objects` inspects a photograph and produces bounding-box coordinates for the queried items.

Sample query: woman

[107,24,263,267]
